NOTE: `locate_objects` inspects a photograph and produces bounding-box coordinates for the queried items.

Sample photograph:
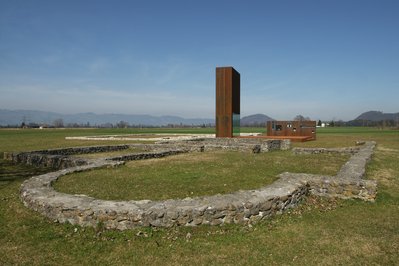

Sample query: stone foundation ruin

[4,137,377,230]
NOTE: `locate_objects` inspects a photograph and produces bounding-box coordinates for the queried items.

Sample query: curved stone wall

[20,166,309,229]
[3,145,131,169]
[13,141,377,230]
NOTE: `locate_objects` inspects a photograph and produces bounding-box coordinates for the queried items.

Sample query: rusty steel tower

[215,67,240,138]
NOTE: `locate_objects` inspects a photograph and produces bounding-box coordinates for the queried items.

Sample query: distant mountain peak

[240,114,274,126]
[355,111,399,121]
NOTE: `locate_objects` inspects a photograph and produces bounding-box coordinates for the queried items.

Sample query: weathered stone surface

[10,141,378,230]
[156,138,291,153]
[292,146,360,155]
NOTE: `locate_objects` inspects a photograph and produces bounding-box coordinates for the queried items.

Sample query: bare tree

[53,118,64,128]
[116,121,129,128]
[293,115,310,121]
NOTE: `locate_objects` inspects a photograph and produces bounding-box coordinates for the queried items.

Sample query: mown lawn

[55,150,348,201]
[0,127,398,265]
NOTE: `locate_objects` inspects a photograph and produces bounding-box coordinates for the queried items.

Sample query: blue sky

[1,0,398,121]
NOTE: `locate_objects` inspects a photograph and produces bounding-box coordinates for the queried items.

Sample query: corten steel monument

[215,67,240,138]
[266,120,317,141]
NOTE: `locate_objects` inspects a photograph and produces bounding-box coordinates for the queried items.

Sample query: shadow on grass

[0,159,51,185]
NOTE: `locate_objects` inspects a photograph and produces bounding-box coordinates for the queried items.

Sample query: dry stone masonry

[5,138,377,230]
[3,145,131,169]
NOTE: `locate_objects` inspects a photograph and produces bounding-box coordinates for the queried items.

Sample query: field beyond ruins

[1,127,398,265]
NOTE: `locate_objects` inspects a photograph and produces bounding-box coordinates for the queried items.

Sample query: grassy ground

[0,127,222,153]
[0,127,398,265]
[56,150,348,201]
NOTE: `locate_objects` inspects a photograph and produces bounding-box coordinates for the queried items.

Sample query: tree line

[7,118,214,129]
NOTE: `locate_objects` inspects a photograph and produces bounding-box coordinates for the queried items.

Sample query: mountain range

[0,109,397,127]
[0,109,213,127]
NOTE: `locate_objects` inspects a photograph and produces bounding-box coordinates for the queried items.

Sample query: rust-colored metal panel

[216,67,240,138]
[266,121,316,141]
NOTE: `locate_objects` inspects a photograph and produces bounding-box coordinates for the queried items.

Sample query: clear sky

[1,0,398,121]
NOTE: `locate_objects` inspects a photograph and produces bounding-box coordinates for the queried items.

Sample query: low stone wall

[20,144,130,156]
[5,139,290,170]
[292,146,360,155]
[4,145,131,169]
[337,142,375,179]
[157,138,291,153]
[278,173,377,202]
[286,141,377,201]
[14,141,378,230]
[6,152,89,169]
[20,165,309,229]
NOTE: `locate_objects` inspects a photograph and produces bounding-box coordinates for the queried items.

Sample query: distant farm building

[266,120,316,141]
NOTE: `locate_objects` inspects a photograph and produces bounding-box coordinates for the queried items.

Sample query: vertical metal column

[216,67,240,138]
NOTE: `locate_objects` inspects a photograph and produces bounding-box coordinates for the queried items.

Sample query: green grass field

[55,150,348,201]
[0,127,398,265]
